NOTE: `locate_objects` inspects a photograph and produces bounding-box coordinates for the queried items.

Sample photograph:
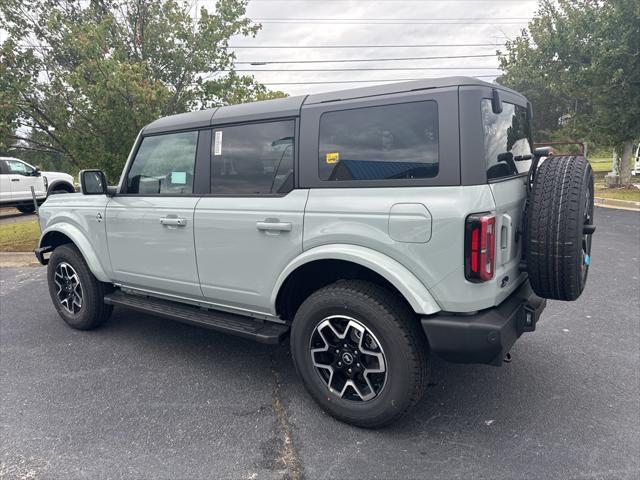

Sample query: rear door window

[318,101,439,181]
[211,120,295,195]
[481,100,532,180]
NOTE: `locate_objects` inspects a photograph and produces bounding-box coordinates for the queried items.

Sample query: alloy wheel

[309,315,387,402]
[54,262,83,314]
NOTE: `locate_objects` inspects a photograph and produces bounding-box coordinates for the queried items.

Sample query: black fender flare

[47,180,76,194]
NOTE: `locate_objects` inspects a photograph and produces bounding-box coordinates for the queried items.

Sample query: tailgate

[490,175,528,298]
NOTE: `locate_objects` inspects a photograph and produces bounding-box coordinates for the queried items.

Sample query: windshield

[481,100,532,180]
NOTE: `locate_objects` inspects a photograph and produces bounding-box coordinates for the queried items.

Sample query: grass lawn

[589,157,640,202]
[589,157,612,172]
[0,220,40,252]
[595,186,640,202]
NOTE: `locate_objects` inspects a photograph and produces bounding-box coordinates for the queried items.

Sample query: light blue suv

[35,77,595,427]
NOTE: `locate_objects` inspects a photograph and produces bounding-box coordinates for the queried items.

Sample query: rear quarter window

[481,100,532,180]
[318,101,439,181]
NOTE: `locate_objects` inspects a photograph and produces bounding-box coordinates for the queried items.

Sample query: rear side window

[481,100,532,180]
[127,131,198,194]
[211,120,295,195]
[318,101,439,181]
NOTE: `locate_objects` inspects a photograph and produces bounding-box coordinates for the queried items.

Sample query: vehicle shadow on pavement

[104,305,560,439]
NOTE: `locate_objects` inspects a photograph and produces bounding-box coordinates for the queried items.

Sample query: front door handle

[11,178,20,182]
[256,220,292,232]
[160,216,187,227]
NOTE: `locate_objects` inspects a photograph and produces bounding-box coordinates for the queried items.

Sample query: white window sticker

[214,131,223,156]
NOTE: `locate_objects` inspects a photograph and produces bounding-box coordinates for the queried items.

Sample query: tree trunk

[619,140,634,186]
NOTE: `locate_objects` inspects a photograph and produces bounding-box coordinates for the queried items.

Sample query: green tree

[0,0,285,179]
[498,0,640,185]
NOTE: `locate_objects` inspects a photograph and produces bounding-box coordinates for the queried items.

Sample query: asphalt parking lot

[1,206,638,480]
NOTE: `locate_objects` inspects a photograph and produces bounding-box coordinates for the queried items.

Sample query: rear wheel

[526,155,595,300]
[47,244,113,330]
[290,280,428,428]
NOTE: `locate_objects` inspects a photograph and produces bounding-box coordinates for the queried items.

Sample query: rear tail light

[465,213,496,282]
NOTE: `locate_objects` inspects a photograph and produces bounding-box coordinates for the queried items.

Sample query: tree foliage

[498,0,640,184]
[0,0,285,178]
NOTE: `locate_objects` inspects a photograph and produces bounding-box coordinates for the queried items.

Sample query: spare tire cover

[525,155,595,301]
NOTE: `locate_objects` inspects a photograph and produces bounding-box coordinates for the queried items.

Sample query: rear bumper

[421,280,546,366]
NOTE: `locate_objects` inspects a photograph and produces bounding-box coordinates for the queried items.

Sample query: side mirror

[491,89,503,114]
[80,169,108,195]
[33,166,41,176]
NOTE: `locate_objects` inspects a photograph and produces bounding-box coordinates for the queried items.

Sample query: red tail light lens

[465,213,496,282]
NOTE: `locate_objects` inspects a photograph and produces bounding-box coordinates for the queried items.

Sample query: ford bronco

[35,77,595,427]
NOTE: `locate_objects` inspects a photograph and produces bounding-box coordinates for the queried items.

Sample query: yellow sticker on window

[326,152,340,164]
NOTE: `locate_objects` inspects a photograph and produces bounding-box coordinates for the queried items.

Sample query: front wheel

[290,280,429,428]
[47,244,113,330]
[16,204,35,214]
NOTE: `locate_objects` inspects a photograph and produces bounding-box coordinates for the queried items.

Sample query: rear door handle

[256,220,292,232]
[11,178,20,182]
[160,216,187,227]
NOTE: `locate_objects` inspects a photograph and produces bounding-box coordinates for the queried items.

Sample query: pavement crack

[270,354,303,480]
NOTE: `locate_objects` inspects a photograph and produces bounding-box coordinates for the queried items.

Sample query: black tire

[48,182,75,195]
[290,280,429,428]
[47,244,113,330]
[16,204,35,214]
[526,155,595,301]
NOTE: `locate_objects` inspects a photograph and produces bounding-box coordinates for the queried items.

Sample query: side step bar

[104,290,289,344]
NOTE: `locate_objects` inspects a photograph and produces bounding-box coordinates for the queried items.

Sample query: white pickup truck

[0,156,75,213]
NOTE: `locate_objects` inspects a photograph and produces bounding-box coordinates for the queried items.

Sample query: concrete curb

[594,196,640,211]
[0,252,41,268]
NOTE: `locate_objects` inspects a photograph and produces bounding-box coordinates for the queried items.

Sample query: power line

[246,0,532,2]
[18,43,503,50]
[233,67,500,72]
[252,17,530,21]
[260,76,499,85]
[256,20,525,24]
[228,43,503,48]
[238,53,497,65]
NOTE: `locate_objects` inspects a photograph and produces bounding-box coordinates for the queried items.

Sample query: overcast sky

[195,0,540,96]
[0,0,540,96]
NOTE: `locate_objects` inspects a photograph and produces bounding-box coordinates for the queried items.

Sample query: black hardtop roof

[142,76,523,135]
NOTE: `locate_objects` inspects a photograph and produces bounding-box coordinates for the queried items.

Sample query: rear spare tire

[526,155,594,301]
